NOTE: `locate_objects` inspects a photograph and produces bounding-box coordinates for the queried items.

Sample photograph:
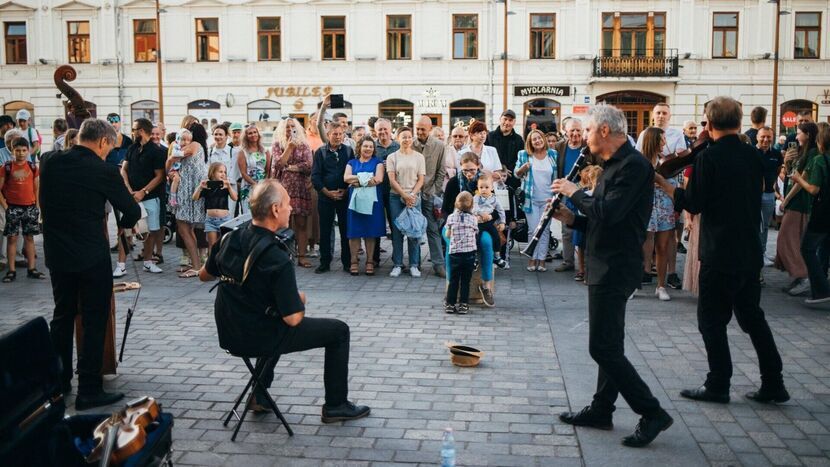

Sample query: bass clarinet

[521,147,589,258]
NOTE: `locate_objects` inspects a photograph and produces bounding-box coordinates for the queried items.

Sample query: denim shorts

[204,214,232,233]
[140,198,161,231]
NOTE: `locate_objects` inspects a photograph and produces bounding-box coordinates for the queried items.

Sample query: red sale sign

[781,111,798,128]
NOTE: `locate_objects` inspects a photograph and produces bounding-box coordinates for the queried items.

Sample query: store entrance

[596,91,665,140]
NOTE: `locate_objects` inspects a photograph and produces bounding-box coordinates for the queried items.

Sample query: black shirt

[124,141,166,200]
[205,223,305,356]
[673,134,763,272]
[485,129,524,172]
[744,128,759,147]
[569,141,653,290]
[40,146,140,272]
[758,146,783,193]
[311,143,354,195]
[201,186,230,210]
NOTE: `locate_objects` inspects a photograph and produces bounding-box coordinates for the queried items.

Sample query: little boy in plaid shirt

[444,192,478,314]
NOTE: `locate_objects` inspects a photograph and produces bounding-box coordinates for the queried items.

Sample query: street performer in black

[656,96,789,404]
[40,118,141,410]
[199,179,370,422]
[552,104,673,448]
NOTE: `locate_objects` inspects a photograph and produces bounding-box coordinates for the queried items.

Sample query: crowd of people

[1,99,829,309]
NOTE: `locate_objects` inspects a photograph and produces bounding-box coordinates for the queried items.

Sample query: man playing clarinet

[552,104,673,448]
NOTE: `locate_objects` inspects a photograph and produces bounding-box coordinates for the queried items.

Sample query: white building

[1,0,829,143]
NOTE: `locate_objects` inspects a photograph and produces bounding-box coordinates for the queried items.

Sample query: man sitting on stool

[199,179,370,423]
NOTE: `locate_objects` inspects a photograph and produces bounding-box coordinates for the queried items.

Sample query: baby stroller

[162,204,177,244]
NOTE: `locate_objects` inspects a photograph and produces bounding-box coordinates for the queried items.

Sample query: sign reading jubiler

[266,86,333,98]
[514,86,571,97]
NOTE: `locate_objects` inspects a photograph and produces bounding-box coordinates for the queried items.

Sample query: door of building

[290,113,308,130]
[424,113,442,130]
[596,91,664,140]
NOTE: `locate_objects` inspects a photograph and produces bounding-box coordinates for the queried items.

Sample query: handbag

[394,206,427,239]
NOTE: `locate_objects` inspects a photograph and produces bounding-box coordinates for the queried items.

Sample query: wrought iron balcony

[592,49,679,78]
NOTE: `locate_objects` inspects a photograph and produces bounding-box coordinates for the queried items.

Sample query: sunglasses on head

[108,116,120,123]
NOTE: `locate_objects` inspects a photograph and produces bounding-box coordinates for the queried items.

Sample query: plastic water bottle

[441,427,456,467]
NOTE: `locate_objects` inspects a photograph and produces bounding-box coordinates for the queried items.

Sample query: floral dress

[270,142,313,216]
[239,149,267,208]
[648,178,677,232]
[175,146,207,224]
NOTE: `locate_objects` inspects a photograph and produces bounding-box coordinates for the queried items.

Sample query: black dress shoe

[680,385,730,404]
[559,406,613,430]
[75,391,125,411]
[622,410,673,448]
[321,401,371,423]
[746,387,790,404]
[314,264,330,274]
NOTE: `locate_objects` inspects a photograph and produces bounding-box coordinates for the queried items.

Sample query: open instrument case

[0,317,174,467]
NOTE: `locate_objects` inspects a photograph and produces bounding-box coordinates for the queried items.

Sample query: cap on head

[501,109,517,119]
[229,122,244,131]
[15,109,31,121]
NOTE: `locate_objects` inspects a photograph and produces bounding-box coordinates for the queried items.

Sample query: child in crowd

[0,138,45,282]
[573,165,603,282]
[472,173,507,269]
[168,130,189,207]
[444,192,478,315]
[193,162,237,248]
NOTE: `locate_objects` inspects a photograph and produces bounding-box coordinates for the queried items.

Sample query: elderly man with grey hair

[553,117,587,272]
[552,104,673,448]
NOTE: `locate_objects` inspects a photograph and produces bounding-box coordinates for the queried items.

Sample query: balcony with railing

[592,49,679,78]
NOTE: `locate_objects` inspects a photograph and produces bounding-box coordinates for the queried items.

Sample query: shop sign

[265,86,333,98]
[187,99,220,109]
[781,111,798,128]
[418,87,448,113]
[572,105,590,115]
[514,85,570,97]
[821,89,830,105]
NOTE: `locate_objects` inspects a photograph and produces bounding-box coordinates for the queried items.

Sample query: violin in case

[0,317,174,467]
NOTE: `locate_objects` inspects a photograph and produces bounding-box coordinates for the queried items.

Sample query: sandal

[27,269,46,279]
[176,265,193,273]
[365,262,375,276]
[178,268,199,278]
[2,270,16,283]
[349,262,359,276]
[297,256,312,268]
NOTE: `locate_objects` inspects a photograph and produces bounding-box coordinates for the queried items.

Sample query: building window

[4,22,26,64]
[449,99,486,128]
[196,18,219,62]
[67,21,91,64]
[378,99,414,130]
[529,14,555,59]
[321,16,346,60]
[387,15,411,60]
[257,17,281,61]
[795,12,821,59]
[131,100,159,123]
[712,13,738,58]
[453,14,478,59]
[133,19,157,63]
[523,99,561,137]
[601,12,665,57]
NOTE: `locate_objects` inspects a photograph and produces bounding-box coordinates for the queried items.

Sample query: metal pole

[771,0,780,135]
[155,0,165,122]
[502,0,508,111]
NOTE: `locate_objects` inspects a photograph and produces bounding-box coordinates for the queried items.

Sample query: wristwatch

[143,188,149,195]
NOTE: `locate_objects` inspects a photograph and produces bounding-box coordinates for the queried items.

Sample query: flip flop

[178,269,199,278]
[176,265,193,273]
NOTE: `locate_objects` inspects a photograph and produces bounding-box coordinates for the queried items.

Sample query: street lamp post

[502,0,508,112]
[771,0,781,135]
[155,0,164,122]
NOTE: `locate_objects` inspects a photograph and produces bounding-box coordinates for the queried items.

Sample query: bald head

[415,116,433,143]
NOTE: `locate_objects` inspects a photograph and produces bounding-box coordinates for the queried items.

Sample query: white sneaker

[410,266,421,278]
[763,257,774,267]
[788,279,811,296]
[143,261,163,274]
[628,290,637,300]
[655,287,671,301]
[112,263,127,278]
[389,266,402,277]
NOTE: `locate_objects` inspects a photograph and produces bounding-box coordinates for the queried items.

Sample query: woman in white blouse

[461,120,502,173]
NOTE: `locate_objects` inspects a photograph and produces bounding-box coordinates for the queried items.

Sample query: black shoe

[680,385,730,404]
[559,406,613,430]
[621,410,673,448]
[666,273,682,290]
[75,391,125,411]
[641,272,653,284]
[553,252,563,260]
[110,244,119,253]
[246,393,270,413]
[321,401,371,423]
[745,387,790,404]
[456,303,469,315]
[494,257,507,269]
[478,285,494,307]
[677,243,687,254]
[315,264,330,274]
[444,303,456,314]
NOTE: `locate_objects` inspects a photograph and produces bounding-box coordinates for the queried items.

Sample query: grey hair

[79,118,117,145]
[588,104,627,136]
[249,179,285,220]
[564,117,582,131]
[373,118,392,129]
[4,128,24,147]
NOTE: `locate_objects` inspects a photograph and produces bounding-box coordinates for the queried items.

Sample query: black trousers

[697,264,784,393]
[49,258,112,395]
[258,317,350,407]
[477,220,502,257]
[446,251,475,305]
[318,198,350,270]
[587,284,662,418]
[800,229,830,299]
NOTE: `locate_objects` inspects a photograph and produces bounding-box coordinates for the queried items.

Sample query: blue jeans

[760,192,775,257]
[443,227,493,282]
[389,194,421,267]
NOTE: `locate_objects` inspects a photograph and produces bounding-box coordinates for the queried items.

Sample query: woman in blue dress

[344,137,386,275]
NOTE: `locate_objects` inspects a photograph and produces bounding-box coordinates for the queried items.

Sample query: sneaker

[641,272,653,285]
[554,262,574,272]
[143,261,163,274]
[410,266,421,278]
[494,257,507,269]
[456,303,469,315]
[112,263,127,278]
[805,296,830,305]
[788,279,811,296]
[389,266,402,277]
[478,285,494,307]
[473,259,479,271]
[782,278,801,294]
[628,290,637,300]
[666,273,682,290]
[677,242,687,254]
[763,257,774,267]
[655,287,671,301]
[444,303,456,314]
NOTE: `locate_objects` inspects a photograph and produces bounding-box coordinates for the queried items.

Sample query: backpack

[3,160,37,178]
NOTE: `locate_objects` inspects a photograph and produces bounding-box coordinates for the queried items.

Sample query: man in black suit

[40,119,141,410]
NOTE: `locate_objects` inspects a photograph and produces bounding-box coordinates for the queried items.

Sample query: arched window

[131,100,159,123]
[523,98,561,137]
[247,99,281,132]
[378,99,413,130]
[187,99,221,128]
[596,91,665,139]
[449,99,485,129]
[780,99,818,135]
[3,100,35,123]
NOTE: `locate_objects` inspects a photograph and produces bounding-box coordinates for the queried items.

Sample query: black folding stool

[223,350,294,440]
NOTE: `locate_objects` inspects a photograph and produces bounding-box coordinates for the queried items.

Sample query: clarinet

[520,148,589,258]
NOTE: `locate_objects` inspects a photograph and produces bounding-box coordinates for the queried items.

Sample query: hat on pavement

[229,122,244,131]
[446,343,483,367]
[16,109,31,122]
[501,109,517,119]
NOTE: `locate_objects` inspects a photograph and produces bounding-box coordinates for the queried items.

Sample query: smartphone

[329,94,344,109]
[788,142,797,150]
[207,180,223,190]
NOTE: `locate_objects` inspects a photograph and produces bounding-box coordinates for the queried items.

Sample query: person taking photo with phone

[193,161,238,249]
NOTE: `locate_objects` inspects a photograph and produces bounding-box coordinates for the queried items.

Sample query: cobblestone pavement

[1,229,829,466]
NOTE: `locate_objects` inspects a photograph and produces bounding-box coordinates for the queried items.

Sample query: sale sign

[781,111,798,128]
